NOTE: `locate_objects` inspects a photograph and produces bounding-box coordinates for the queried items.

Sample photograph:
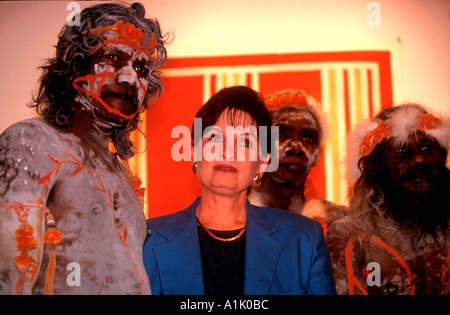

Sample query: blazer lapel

[152,199,205,295]
[244,202,283,295]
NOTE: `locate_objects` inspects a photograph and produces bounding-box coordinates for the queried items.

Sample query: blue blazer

[144,197,336,295]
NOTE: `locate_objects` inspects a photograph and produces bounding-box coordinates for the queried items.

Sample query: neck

[196,190,247,230]
[69,110,114,151]
[257,176,306,212]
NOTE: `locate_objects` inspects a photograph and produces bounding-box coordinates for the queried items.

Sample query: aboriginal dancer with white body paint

[0,2,167,294]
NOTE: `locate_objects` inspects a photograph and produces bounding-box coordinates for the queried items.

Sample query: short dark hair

[191,86,273,154]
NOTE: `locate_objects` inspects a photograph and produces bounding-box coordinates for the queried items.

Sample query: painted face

[268,107,320,185]
[192,110,267,196]
[380,132,447,192]
[73,28,152,127]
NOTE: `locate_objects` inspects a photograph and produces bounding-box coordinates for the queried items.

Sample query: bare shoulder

[0,117,66,198]
[0,117,84,163]
[326,215,357,242]
[1,116,51,133]
[0,117,61,152]
[302,198,350,225]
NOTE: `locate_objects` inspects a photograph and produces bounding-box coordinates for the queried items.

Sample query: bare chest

[361,233,449,295]
[35,145,149,294]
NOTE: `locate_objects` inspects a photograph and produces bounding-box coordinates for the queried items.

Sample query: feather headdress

[264,89,328,144]
[346,104,450,181]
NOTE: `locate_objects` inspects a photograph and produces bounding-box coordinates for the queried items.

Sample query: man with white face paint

[73,20,156,125]
[248,90,348,233]
[0,2,167,294]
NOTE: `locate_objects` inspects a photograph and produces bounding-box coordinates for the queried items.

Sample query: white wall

[1,0,448,132]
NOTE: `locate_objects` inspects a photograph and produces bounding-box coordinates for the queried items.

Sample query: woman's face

[192,110,268,197]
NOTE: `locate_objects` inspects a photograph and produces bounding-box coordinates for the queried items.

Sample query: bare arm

[0,121,54,294]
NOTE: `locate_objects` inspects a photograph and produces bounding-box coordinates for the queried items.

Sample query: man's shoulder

[1,117,55,142]
[1,117,55,156]
[309,198,350,221]
[325,214,362,246]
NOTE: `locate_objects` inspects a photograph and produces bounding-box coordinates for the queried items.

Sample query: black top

[197,225,246,295]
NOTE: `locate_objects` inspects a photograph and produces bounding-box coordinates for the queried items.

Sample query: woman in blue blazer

[143,86,336,295]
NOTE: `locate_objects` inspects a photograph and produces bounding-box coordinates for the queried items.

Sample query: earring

[253,173,262,184]
[192,162,198,174]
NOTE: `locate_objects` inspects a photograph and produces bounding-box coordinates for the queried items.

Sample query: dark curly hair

[31,2,168,158]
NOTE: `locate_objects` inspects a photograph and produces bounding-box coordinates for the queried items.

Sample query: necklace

[197,220,246,242]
